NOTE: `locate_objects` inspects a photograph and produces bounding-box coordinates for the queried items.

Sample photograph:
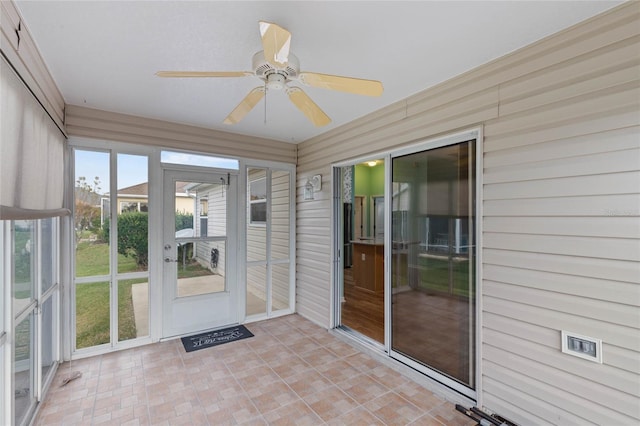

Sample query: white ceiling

[15,1,622,143]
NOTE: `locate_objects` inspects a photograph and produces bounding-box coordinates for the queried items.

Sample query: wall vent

[561,331,603,363]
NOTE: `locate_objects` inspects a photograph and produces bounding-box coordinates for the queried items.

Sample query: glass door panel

[272,263,290,313]
[246,265,267,316]
[14,312,34,426]
[75,281,110,349]
[391,141,476,389]
[246,168,293,319]
[116,154,149,342]
[338,162,386,344]
[13,221,34,315]
[74,150,110,277]
[40,296,56,382]
[247,168,268,316]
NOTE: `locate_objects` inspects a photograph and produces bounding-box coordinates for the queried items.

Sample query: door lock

[164,257,178,263]
[164,244,172,250]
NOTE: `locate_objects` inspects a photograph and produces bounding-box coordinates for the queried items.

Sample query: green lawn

[75,241,212,349]
[393,252,474,298]
[418,255,473,297]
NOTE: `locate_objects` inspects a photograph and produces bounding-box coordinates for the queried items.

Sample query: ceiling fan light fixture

[266,73,286,91]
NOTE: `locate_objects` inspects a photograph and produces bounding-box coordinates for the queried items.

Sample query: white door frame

[161,168,239,338]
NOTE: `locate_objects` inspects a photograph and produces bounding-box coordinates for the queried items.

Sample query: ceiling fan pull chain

[264,82,268,124]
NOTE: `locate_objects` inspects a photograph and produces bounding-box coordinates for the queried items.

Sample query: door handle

[164,257,178,263]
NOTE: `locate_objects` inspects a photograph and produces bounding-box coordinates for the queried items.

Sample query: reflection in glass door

[391,140,477,394]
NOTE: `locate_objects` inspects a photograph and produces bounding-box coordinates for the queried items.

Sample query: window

[249,177,267,225]
[200,199,208,237]
[120,201,138,213]
[161,150,239,169]
[119,201,148,213]
[3,217,60,426]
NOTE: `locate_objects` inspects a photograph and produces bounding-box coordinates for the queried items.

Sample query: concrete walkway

[131,275,226,337]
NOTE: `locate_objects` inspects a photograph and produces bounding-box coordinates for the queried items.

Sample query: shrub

[175,212,193,231]
[102,213,148,268]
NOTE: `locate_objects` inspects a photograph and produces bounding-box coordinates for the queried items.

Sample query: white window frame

[248,177,267,227]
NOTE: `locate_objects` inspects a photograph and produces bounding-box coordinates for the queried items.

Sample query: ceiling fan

[156,21,383,127]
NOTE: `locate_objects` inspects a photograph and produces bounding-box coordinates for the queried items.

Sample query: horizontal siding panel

[66,105,296,163]
[483,171,640,200]
[476,8,640,99]
[297,240,331,255]
[484,148,640,184]
[483,216,640,239]
[483,194,640,218]
[483,333,640,415]
[297,105,497,167]
[485,81,639,138]
[483,248,640,283]
[484,280,639,326]
[296,253,330,271]
[482,382,571,426]
[483,125,640,169]
[483,366,634,426]
[484,104,639,153]
[297,96,497,167]
[483,296,639,351]
[499,60,640,116]
[483,264,640,305]
[294,297,329,329]
[484,312,640,374]
[296,103,408,159]
[499,35,640,103]
[406,86,499,119]
[483,232,640,261]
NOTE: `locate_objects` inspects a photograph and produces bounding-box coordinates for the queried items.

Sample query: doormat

[181,325,254,353]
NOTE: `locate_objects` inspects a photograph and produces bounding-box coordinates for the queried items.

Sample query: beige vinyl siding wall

[296,3,639,424]
[65,105,296,164]
[194,185,226,277]
[271,170,292,309]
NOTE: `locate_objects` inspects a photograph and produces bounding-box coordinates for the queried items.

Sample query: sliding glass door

[391,139,477,395]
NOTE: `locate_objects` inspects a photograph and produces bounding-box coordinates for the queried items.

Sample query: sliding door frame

[387,128,483,400]
[331,127,483,402]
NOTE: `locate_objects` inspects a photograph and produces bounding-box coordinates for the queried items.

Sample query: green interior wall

[354,162,385,236]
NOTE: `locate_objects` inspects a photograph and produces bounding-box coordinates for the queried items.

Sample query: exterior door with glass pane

[390,138,477,399]
[162,170,237,337]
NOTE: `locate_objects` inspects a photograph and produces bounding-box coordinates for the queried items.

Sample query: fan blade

[223,87,265,125]
[156,71,251,78]
[259,21,291,67]
[287,87,331,127]
[298,72,383,96]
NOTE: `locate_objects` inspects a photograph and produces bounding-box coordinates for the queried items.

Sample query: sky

[74,150,239,194]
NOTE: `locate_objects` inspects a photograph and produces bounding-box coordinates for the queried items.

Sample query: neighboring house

[116,181,194,215]
[1,3,638,426]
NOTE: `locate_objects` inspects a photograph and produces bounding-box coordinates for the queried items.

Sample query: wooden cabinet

[352,241,384,293]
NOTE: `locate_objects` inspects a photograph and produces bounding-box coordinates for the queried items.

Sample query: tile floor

[36,314,475,425]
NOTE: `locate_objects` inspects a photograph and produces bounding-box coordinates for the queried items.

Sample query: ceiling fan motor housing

[253,50,299,89]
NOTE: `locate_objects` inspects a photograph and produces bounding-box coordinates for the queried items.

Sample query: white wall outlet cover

[561,330,603,363]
